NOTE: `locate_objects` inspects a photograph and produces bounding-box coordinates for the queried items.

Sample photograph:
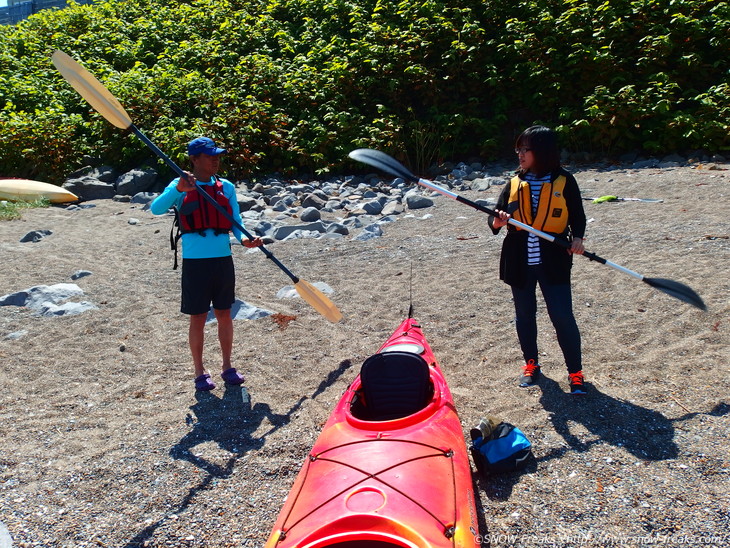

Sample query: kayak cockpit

[298,535,418,548]
[349,351,434,422]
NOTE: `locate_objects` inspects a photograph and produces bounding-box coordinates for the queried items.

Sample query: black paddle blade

[348,149,418,183]
[643,277,707,311]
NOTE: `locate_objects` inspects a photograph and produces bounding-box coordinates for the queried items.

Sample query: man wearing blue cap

[151,137,262,391]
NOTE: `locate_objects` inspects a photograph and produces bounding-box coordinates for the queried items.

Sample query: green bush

[0,0,728,183]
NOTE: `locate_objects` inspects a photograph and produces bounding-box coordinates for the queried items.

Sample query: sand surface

[0,163,728,547]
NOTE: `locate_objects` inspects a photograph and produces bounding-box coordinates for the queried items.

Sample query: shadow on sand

[475,375,729,505]
[124,359,353,547]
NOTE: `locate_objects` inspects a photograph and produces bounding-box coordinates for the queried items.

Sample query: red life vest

[178,178,233,235]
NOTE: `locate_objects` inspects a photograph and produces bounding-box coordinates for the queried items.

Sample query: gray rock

[361,200,384,215]
[342,217,365,229]
[20,229,52,243]
[66,165,116,183]
[280,230,316,240]
[267,195,284,207]
[354,223,384,241]
[131,192,157,205]
[661,153,686,164]
[241,210,264,222]
[0,283,96,317]
[474,198,497,209]
[381,201,404,216]
[470,177,503,191]
[71,270,92,280]
[0,290,29,306]
[115,168,157,196]
[324,199,343,210]
[288,184,314,195]
[405,193,434,210]
[237,195,262,212]
[632,158,659,169]
[205,299,272,323]
[38,301,97,317]
[247,220,276,238]
[63,177,116,201]
[326,223,349,236]
[261,185,284,197]
[272,222,327,240]
[299,207,321,222]
[302,192,328,209]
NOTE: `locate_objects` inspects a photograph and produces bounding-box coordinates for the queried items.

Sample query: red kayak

[265,317,480,547]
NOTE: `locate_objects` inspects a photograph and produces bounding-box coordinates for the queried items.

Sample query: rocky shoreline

[59,151,728,246]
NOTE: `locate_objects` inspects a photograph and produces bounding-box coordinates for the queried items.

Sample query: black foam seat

[359,351,431,421]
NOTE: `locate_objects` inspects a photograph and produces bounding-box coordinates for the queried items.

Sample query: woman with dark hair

[488,126,588,394]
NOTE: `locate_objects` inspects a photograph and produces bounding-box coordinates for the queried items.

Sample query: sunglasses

[515,147,532,155]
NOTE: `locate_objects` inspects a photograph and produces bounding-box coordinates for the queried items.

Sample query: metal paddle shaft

[348,148,706,311]
[419,177,614,264]
[53,49,342,322]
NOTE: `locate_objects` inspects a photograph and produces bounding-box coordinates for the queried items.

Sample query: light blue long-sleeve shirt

[150,176,244,259]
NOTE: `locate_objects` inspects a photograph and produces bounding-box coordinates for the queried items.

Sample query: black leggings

[510,264,582,374]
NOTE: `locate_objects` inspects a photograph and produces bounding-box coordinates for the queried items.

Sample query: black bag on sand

[470,416,533,476]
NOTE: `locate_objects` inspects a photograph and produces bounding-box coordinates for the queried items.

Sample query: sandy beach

[0,162,728,547]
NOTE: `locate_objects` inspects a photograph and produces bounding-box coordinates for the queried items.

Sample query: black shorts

[180,256,235,315]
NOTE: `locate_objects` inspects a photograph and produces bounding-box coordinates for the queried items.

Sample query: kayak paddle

[584,195,664,203]
[52,49,342,322]
[348,148,706,311]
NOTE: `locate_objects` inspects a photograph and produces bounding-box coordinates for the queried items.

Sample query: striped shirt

[524,172,552,266]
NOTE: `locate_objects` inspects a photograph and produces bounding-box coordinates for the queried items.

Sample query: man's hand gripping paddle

[52,50,342,322]
[349,148,706,311]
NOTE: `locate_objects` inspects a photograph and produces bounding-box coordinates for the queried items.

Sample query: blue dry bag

[470,420,533,476]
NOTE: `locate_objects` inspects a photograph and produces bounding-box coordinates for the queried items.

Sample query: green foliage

[0,197,51,221]
[0,0,728,182]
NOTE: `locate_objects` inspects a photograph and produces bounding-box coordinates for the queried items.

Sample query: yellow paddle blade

[294,279,343,322]
[52,50,133,129]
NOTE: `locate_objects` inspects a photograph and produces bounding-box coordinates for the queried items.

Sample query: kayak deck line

[265,317,480,547]
[279,440,459,541]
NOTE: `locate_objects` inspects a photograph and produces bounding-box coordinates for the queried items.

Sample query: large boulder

[115,167,158,196]
[63,177,115,201]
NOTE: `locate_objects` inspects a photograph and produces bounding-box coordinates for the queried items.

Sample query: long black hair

[515,125,560,177]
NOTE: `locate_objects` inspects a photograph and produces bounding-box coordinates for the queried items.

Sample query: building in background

[1,0,94,25]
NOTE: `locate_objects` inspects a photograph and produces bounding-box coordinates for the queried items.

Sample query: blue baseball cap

[187,137,227,156]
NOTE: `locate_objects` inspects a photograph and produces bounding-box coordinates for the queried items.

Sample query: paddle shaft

[348,148,703,309]
[131,126,300,283]
[416,177,645,281]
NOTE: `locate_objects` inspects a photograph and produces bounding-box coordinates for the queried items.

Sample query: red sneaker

[519,359,541,387]
[569,371,586,395]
